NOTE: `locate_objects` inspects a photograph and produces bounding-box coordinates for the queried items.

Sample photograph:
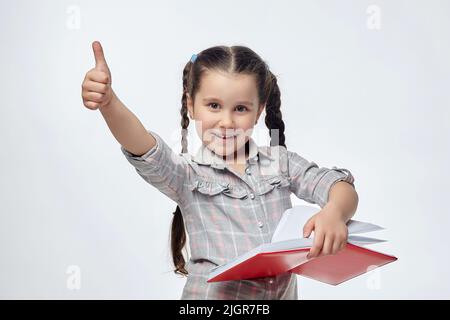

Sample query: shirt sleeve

[287,150,355,208]
[120,129,191,205]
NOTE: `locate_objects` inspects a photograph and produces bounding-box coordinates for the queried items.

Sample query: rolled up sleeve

[120,130,190,205]
[287,150,355,208]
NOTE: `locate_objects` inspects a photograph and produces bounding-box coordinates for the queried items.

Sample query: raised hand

[81,41,114,110]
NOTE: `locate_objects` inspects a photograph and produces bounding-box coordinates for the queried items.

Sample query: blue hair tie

[190,53,198,63]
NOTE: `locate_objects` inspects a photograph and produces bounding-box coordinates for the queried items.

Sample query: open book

[207,205,398,285]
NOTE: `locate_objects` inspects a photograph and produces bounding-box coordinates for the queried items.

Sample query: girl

[81,41,359,300]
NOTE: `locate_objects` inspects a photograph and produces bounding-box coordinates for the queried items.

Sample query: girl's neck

[222,140,250,164]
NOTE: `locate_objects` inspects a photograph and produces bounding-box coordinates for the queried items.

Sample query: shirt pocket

[256,175,291,196]
[188,178,249,199]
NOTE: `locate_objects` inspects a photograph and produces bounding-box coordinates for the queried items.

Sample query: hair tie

[190,54,198,63]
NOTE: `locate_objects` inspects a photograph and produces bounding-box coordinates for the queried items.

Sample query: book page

[347,220,385,234]
[271,205,385,243]
[271,205,320,243]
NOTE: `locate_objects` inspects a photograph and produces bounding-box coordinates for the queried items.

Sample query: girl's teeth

[215,134,235,138]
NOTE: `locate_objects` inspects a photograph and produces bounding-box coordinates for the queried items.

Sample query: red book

[207,205,398,285]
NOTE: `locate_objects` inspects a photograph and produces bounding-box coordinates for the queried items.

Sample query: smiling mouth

[213,133,238,140]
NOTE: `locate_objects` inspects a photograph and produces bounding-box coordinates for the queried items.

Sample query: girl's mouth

[213,133,238,140]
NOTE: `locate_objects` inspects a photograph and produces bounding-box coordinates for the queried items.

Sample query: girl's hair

[170,45,286,276]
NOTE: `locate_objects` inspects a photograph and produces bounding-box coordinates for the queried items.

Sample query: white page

[348,235,386,245]
[271,205,319,243]
[271,205,385,243]
[347,220,385,234]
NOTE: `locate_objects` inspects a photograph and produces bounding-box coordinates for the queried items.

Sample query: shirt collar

[192,137,274,170]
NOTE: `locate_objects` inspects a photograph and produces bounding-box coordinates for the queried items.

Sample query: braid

[169,62,193,277]
[264,72,286,148]
[180,100,189,153]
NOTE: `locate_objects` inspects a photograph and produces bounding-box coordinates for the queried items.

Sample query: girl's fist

[81,41,114,110]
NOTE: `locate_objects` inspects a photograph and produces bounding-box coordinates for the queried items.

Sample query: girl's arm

[325,181,359,222]
[99,91,156,157]
[82,41,190,205]
[82,41,155,157]
[286,149,358,258]
[287,149,355,209]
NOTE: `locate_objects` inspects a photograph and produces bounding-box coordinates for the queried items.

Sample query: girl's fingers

[81,42,112,111]
[86,69,110,84]
[308,231,324,258]
[321,235,333,256]
[84,100,100,110]
[84,91,104,103]
[302,216,315,238]
[332,239,342,255]
[83,80,108,94]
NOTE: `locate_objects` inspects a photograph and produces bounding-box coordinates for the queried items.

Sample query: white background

[1,0,449,299]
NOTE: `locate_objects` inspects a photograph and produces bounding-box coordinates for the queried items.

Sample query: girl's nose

[218,112,235,128]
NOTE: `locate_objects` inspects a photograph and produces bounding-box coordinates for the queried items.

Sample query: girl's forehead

[198,70,258,99]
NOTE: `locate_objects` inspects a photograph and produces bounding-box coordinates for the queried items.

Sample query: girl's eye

[208,103,220,110]
[236,105,248,112]
[207,103,248,112]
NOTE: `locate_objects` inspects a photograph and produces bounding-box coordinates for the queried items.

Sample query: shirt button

[249,193,255,199]
[245,167,251,175]
[258,221,263,228]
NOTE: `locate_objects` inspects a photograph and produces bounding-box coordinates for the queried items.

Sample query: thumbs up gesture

[82,41,115,110]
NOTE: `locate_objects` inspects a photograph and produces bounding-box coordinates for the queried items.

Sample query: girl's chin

[209,140,246,158]
[210,145,235,156]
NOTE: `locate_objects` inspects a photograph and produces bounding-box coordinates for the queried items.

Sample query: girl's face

[187,70,265,163]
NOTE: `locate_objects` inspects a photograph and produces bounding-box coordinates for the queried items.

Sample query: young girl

[81,41,359,300]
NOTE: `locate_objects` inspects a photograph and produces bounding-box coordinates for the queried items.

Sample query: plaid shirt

[121,130,355,299]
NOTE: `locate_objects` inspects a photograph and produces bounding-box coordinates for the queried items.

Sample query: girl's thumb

[92,41,109,72]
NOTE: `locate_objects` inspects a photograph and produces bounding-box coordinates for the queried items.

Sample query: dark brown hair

[170,45,286,276]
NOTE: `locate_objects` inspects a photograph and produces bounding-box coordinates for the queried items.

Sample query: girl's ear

[256,103,266,123]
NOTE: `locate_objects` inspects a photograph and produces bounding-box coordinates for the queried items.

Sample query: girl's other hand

[81,41,114,110]
[302,203,349,259]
